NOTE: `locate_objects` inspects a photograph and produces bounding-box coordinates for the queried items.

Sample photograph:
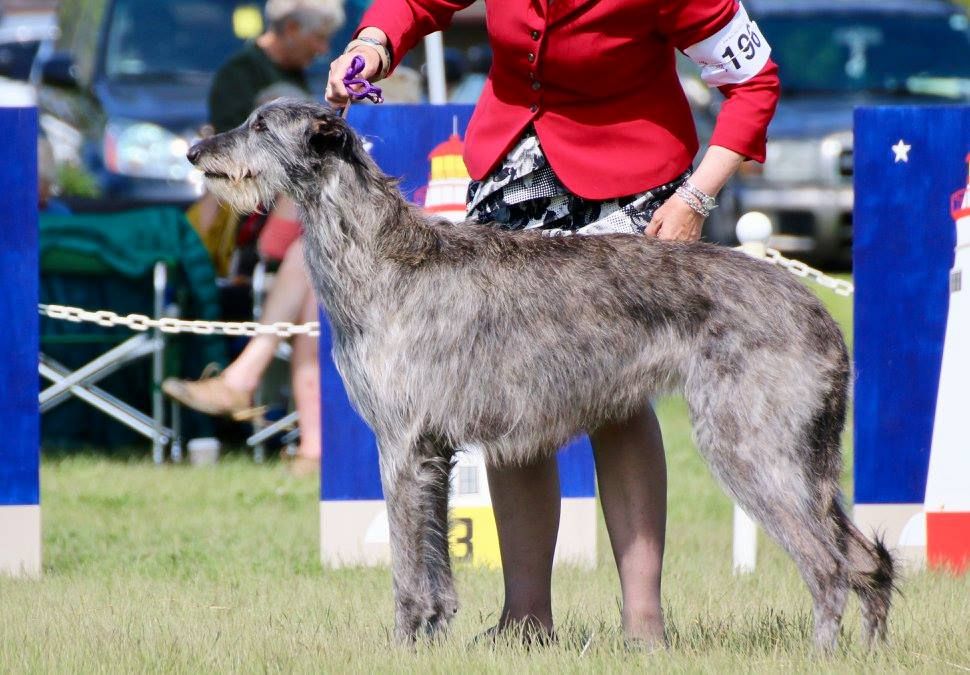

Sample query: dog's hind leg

[378,435,457,642]
[688,393,850,651]
[717,454,849,651]
[685,323,865,651]
[720,458,849,652]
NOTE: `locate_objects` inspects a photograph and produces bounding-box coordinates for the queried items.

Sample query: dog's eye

[252,119,268,133]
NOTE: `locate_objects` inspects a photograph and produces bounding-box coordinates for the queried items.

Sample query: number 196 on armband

[683,3,772,87]
[722,23,763,70]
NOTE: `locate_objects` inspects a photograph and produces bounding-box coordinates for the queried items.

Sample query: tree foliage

[57,0,107,82]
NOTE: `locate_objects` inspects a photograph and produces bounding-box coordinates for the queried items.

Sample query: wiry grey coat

[188,100,895,651]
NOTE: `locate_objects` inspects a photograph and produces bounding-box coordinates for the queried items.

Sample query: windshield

[103,0,265,81]
[760,11,970,98]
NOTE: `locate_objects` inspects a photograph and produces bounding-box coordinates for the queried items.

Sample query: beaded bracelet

[675,181,717,218]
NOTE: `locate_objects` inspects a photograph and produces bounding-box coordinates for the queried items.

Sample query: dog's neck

[295,151,411,337]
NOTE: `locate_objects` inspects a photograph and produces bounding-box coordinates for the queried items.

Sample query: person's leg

[291,291,321,461]
[221,238,310,393]
[162,238,313,416]
[590,404,667,646]
[485,456,561,636]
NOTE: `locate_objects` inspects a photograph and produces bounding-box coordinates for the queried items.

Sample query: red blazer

[359,0,780,199]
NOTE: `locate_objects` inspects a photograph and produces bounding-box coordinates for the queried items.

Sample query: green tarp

[40,207,226,449]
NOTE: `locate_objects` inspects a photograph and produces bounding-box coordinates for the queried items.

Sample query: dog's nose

[186,143,203,165]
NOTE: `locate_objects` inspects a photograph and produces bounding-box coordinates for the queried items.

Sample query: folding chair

[38,208,224,463]
[39,261,178,463]
[245,258,300,462]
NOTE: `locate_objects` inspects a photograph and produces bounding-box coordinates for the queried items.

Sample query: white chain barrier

[764,248,854,297]
[38,303,320,337]
[735,211,854,297]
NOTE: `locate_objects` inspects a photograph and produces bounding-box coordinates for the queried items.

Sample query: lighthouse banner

[853,106,970,572]
[318,105,597,568]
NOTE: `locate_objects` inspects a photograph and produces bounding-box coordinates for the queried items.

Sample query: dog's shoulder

[377,214,573,268]
[377,213,481,267]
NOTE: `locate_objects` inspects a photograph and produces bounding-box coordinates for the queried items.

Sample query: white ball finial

[736,211,772,244]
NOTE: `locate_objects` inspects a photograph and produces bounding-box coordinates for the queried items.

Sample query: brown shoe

[286,453,319,477]
[162,367,254,419]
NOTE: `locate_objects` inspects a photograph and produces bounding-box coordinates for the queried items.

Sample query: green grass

[2,280,969,672]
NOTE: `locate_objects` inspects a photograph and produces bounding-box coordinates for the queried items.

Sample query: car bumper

[737,185,853,264]
[68,173,204,212]
[99,171,204,207]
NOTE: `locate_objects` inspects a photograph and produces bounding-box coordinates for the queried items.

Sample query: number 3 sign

[683,3,772,87]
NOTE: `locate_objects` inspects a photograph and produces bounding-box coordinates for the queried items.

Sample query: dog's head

[187,99,354,213]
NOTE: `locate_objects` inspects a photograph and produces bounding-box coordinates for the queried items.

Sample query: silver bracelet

[682,180,717,211]
[675,181,717,218]
[675,185,711,218]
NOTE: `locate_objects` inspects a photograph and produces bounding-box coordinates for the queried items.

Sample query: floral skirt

[466,128,690,235]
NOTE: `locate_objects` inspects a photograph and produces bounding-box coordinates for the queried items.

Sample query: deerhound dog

[188,99,895,651]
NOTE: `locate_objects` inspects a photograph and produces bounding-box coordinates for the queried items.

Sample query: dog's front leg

[423,453,458,637]
[379,445,437,643]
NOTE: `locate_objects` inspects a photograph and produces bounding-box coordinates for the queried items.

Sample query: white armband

[682,3,771,87]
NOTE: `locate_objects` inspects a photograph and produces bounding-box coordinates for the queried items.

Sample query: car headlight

[762,133,852,185]
[763,139,823,183]
[104,120,199,181]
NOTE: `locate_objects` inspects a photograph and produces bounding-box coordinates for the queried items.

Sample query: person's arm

[645,146,744,240]
[326,0,474,106]
[648,0,780,241]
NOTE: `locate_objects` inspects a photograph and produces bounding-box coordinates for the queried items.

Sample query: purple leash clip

[340,54,383,118]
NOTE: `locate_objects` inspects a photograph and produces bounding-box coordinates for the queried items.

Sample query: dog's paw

[425,595,459,638]
[394,595,433,644]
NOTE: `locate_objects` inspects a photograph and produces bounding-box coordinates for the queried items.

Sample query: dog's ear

[309,116,350,156]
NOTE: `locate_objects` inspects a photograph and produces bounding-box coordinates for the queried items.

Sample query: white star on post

[892,139,912,163]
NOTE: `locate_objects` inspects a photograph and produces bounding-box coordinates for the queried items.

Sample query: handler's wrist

[344,37,390,80]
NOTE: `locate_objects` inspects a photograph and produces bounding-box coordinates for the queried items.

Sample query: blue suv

[42,0,336,209]
[731,0,970,265]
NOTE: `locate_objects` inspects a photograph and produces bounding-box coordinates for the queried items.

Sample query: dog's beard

[205,175,266,214]
[195,147,282,214]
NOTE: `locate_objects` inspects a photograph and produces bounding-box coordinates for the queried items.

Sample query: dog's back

[373,213,844,449]
[372,213,892,649]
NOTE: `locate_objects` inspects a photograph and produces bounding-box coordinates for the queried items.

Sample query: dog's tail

[830,500,896,645]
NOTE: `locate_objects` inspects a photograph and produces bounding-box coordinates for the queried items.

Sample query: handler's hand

[326,48,382,109]
[645,194,705,242]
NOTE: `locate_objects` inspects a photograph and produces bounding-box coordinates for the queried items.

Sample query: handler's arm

[646,145,745,240]
[326,0,474,106]
[648,0,780,241]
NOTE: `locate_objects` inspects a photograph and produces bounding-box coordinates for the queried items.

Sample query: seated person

[164,0,345,473]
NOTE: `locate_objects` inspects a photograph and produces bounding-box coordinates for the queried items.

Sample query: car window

[103,0,263,81]
[760,11,970,98]
[0,41,40,80]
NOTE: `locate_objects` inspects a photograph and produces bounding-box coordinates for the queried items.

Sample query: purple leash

[340,54,383,117]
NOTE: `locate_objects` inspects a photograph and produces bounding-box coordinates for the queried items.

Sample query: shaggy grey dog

[188,99,895,651]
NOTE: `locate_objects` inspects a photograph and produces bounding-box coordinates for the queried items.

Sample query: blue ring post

[0,86,41,577]
[853,106,970,568]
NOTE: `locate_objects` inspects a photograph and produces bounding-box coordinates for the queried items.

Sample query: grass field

[3,282,969,673]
